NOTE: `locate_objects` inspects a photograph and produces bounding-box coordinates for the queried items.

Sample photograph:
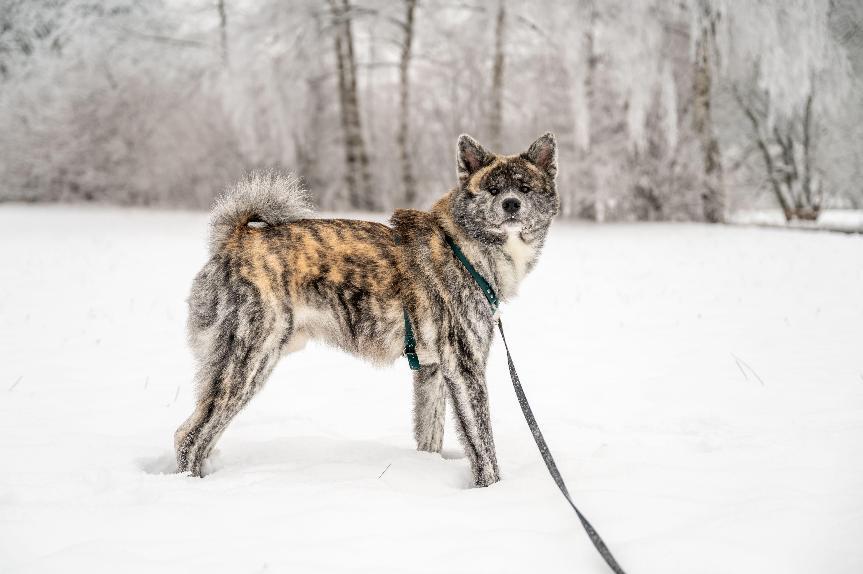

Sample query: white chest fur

[500,230,537,296]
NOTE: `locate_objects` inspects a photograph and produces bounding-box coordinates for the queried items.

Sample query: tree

[397,0,418,206]
[577,1,615,221]
[217,0,228,68]
[713,0,851,221]
[328,0,376,211]
[691,0,725,223]
[487,0,505,150]
[735,86,822,220]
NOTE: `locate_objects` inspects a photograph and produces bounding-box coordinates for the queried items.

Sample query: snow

[1,205,862,573]
[731,209,863,233]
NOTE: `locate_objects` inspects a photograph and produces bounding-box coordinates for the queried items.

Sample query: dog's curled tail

[209,170,314,254]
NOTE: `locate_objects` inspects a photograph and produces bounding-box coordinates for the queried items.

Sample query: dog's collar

[402,234,499,371]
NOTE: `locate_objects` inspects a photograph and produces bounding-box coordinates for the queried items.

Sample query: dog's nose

[502,198,521,215]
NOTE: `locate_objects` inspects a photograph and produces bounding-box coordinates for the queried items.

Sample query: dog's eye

[488,186,499,196]
[520,184,531,193]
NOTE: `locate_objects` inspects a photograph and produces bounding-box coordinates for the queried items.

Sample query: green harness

[402,309,421,370]
[403,235,499,370]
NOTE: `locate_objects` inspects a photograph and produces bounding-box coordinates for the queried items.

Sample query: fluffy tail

[209,170,314,254]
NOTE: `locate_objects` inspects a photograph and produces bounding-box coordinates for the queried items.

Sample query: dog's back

[178,172,411,475]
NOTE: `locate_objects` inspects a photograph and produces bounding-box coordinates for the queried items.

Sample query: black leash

[497,319,626,573]
[402,233,627,572]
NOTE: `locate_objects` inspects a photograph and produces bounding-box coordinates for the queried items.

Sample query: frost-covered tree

[0,0,245,205]
[553,0,702,221]
[0,0,860,218]
[712,0,852,220]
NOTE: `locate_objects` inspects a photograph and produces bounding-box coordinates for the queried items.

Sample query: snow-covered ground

[2,205,862,574]
[731,209,863,233]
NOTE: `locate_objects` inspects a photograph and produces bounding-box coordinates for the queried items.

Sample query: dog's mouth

[498,212,522,224]
[498,216,525,230]
[486,218,529,239]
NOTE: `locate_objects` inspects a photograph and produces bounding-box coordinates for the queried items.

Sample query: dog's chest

[498,232,536,295]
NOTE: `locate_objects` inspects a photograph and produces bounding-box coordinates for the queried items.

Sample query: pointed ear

[523,132,557,178]
[457,134,491,184]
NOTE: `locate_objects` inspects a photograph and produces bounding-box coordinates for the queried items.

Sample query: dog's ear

[457,134,491,184]
[523,132,557,179]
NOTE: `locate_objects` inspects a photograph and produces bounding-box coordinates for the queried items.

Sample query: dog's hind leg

[175,321,286,476]
[413,363,446,453]
[175,265,289,477]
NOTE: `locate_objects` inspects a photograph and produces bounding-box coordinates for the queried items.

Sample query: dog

[174,132,559,487]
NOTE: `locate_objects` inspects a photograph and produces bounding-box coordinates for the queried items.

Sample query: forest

[1,0,862,222]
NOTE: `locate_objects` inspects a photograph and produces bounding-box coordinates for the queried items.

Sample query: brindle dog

[175,133,559,486]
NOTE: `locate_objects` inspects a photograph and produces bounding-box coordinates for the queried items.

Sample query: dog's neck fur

[431,192,547,301]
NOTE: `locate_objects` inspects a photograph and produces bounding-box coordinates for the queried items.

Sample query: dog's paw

[473,469,501,488]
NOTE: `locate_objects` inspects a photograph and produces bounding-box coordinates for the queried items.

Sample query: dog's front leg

[442,340,500,487]
[413,363,446,453]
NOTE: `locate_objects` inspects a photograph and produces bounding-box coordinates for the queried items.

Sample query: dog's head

[451,133,559,243]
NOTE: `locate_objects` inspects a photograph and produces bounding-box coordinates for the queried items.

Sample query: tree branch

[733,84,794,219]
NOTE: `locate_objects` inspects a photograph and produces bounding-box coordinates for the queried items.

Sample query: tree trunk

[296,74,326,192]
[294,11,327,192]
[583,6,604,222]
[398,0,417,206]
[692,16,725,223]
[329,0,376,211]
[488,0,505,150]
[217,0,228,68]
[330,3,357,207]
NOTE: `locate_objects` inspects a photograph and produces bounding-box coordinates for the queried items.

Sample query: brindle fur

[175,133,559,486]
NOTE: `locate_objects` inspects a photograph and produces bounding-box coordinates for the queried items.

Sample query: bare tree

[735,86,822,221]
[294,11,327,194]
[488,0,506,150]
[328,0,376,211]
[397,0,417,206]
[579,3,620,221]
[692,1,725,223]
